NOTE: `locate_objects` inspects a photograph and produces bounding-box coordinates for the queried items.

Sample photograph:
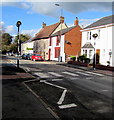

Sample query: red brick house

[49,17,82,62]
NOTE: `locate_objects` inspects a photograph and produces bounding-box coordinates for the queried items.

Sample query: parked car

[21,54,27,59]
[26,53,33,60]
[31,53,44,61]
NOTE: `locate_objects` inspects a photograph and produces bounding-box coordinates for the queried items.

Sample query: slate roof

[22,37,34,44]
[33,23,60,40]
[85,15,114,29]
[82,42,94,48]
[51,26,76,37]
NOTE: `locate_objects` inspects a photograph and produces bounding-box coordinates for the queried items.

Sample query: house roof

[33,22,60,40]
[85,15,114,29]
[51,26,76,37]
[82,42,94,48]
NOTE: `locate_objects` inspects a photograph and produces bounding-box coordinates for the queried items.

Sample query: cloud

[21,29,40,37]
[28,2,112,17]
[5,25,16,34]
[0,21,5,29]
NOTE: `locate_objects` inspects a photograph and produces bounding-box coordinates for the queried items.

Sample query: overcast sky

[1,0,113,37]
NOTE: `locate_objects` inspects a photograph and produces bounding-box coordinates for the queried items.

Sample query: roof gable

[85,15,114,29]
[51,26,76,37]
[33,23,60,40]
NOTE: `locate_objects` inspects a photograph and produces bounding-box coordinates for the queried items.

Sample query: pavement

[1,55,113,119]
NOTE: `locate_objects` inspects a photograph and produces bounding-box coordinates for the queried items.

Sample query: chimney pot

[74,17,79,26]
[42,22,46,28]
[60,16,64,23]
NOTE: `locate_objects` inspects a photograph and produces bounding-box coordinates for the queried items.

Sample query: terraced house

[32,16,68,60]
[81,15,113,66]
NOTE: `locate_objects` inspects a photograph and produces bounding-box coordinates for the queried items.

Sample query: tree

[2,33,12,53]
[14,34,31,43]
[2,33,12,45]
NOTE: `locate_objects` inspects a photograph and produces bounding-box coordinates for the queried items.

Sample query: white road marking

[76,71,92,76]
[102,90,109,92]
[86,71,104,76]
[59,103,77,109]
[48,72,63,77]
[33,72,50,78]
[44,81,66,90]
[52,79,63,81]
[57,89,67,105]
[62,72,79,76]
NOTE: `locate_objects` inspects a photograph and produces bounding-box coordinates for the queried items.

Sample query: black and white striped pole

[16,21,22,68]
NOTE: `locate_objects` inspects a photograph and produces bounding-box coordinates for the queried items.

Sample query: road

[7,56,113,120]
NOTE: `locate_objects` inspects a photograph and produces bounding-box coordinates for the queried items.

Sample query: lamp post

[16,21,22,68]
[92,33,98,70]
[55,3,63,62]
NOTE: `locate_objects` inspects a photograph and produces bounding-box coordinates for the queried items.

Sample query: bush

[77,55,86,62]
[84,58,90,64]
[70,56,76,61]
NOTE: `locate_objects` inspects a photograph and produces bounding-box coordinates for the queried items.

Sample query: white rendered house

[81,15,113,66]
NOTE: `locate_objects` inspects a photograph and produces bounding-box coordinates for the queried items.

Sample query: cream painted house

[81,15,113,66]
[21,38,34,55]
[32,16,68,60]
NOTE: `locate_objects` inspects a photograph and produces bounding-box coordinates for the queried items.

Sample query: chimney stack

[42,22,46,28]
[60,16,64,23]
[74,17,79,26]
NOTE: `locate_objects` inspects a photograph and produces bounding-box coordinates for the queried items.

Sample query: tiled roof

[33,23,60,40]
[82,42,94,48]
[85,15,114,29]
[51,26,75,37]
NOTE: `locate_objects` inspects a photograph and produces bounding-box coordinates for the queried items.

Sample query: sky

[0,0,113,38]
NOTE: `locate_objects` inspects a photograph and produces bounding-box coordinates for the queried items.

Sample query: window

[98,30,100,39]
[56,36,60,46]
[49,37,52,46]
[55,47,60,58]
[87,32,89,40]
[90,32,91,40]
[89,50,93,58]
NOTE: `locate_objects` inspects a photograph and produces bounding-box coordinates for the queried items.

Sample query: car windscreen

[35,54,41,56]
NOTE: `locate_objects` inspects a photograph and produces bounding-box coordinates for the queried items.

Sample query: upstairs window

[49,37,52,46]
[56,36,60,46]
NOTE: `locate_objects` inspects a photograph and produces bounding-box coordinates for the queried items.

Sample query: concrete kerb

[57,63,113,77]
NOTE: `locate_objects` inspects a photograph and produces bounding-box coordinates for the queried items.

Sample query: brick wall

[64,26,82,58]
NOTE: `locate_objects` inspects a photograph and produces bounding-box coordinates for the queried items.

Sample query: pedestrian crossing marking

[86,71,104,76]
[76,71,92,76]
[62,71,79,76]
[48,72,63,77]
[33,72,50,78]
[59,103,77,109]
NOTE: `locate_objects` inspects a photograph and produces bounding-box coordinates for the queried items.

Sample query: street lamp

[92,33,98,70]
[55,3,63,62]
[16,21,22,68]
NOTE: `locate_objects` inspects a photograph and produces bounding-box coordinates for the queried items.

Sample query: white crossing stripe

[57,89,67,105]
[48,72,63,77]
[62,72,79,76]
[86,71,104,76]
[76,71,92,76]
[52,79,63,81]
[59,103,77,109]
[33,72,50,78]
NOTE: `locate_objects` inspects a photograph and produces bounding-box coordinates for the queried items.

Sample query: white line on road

[76,71,92,76]
[57,89,67,105]
[34,72,50,78]
[59,103,77,109]
[86,71,104,76]
[48,72,63,77]
[52,79,63,81]
[62,72,79,76]
[44,81,66,90]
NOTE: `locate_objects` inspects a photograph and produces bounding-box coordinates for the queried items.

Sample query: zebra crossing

[32,70,104,79]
